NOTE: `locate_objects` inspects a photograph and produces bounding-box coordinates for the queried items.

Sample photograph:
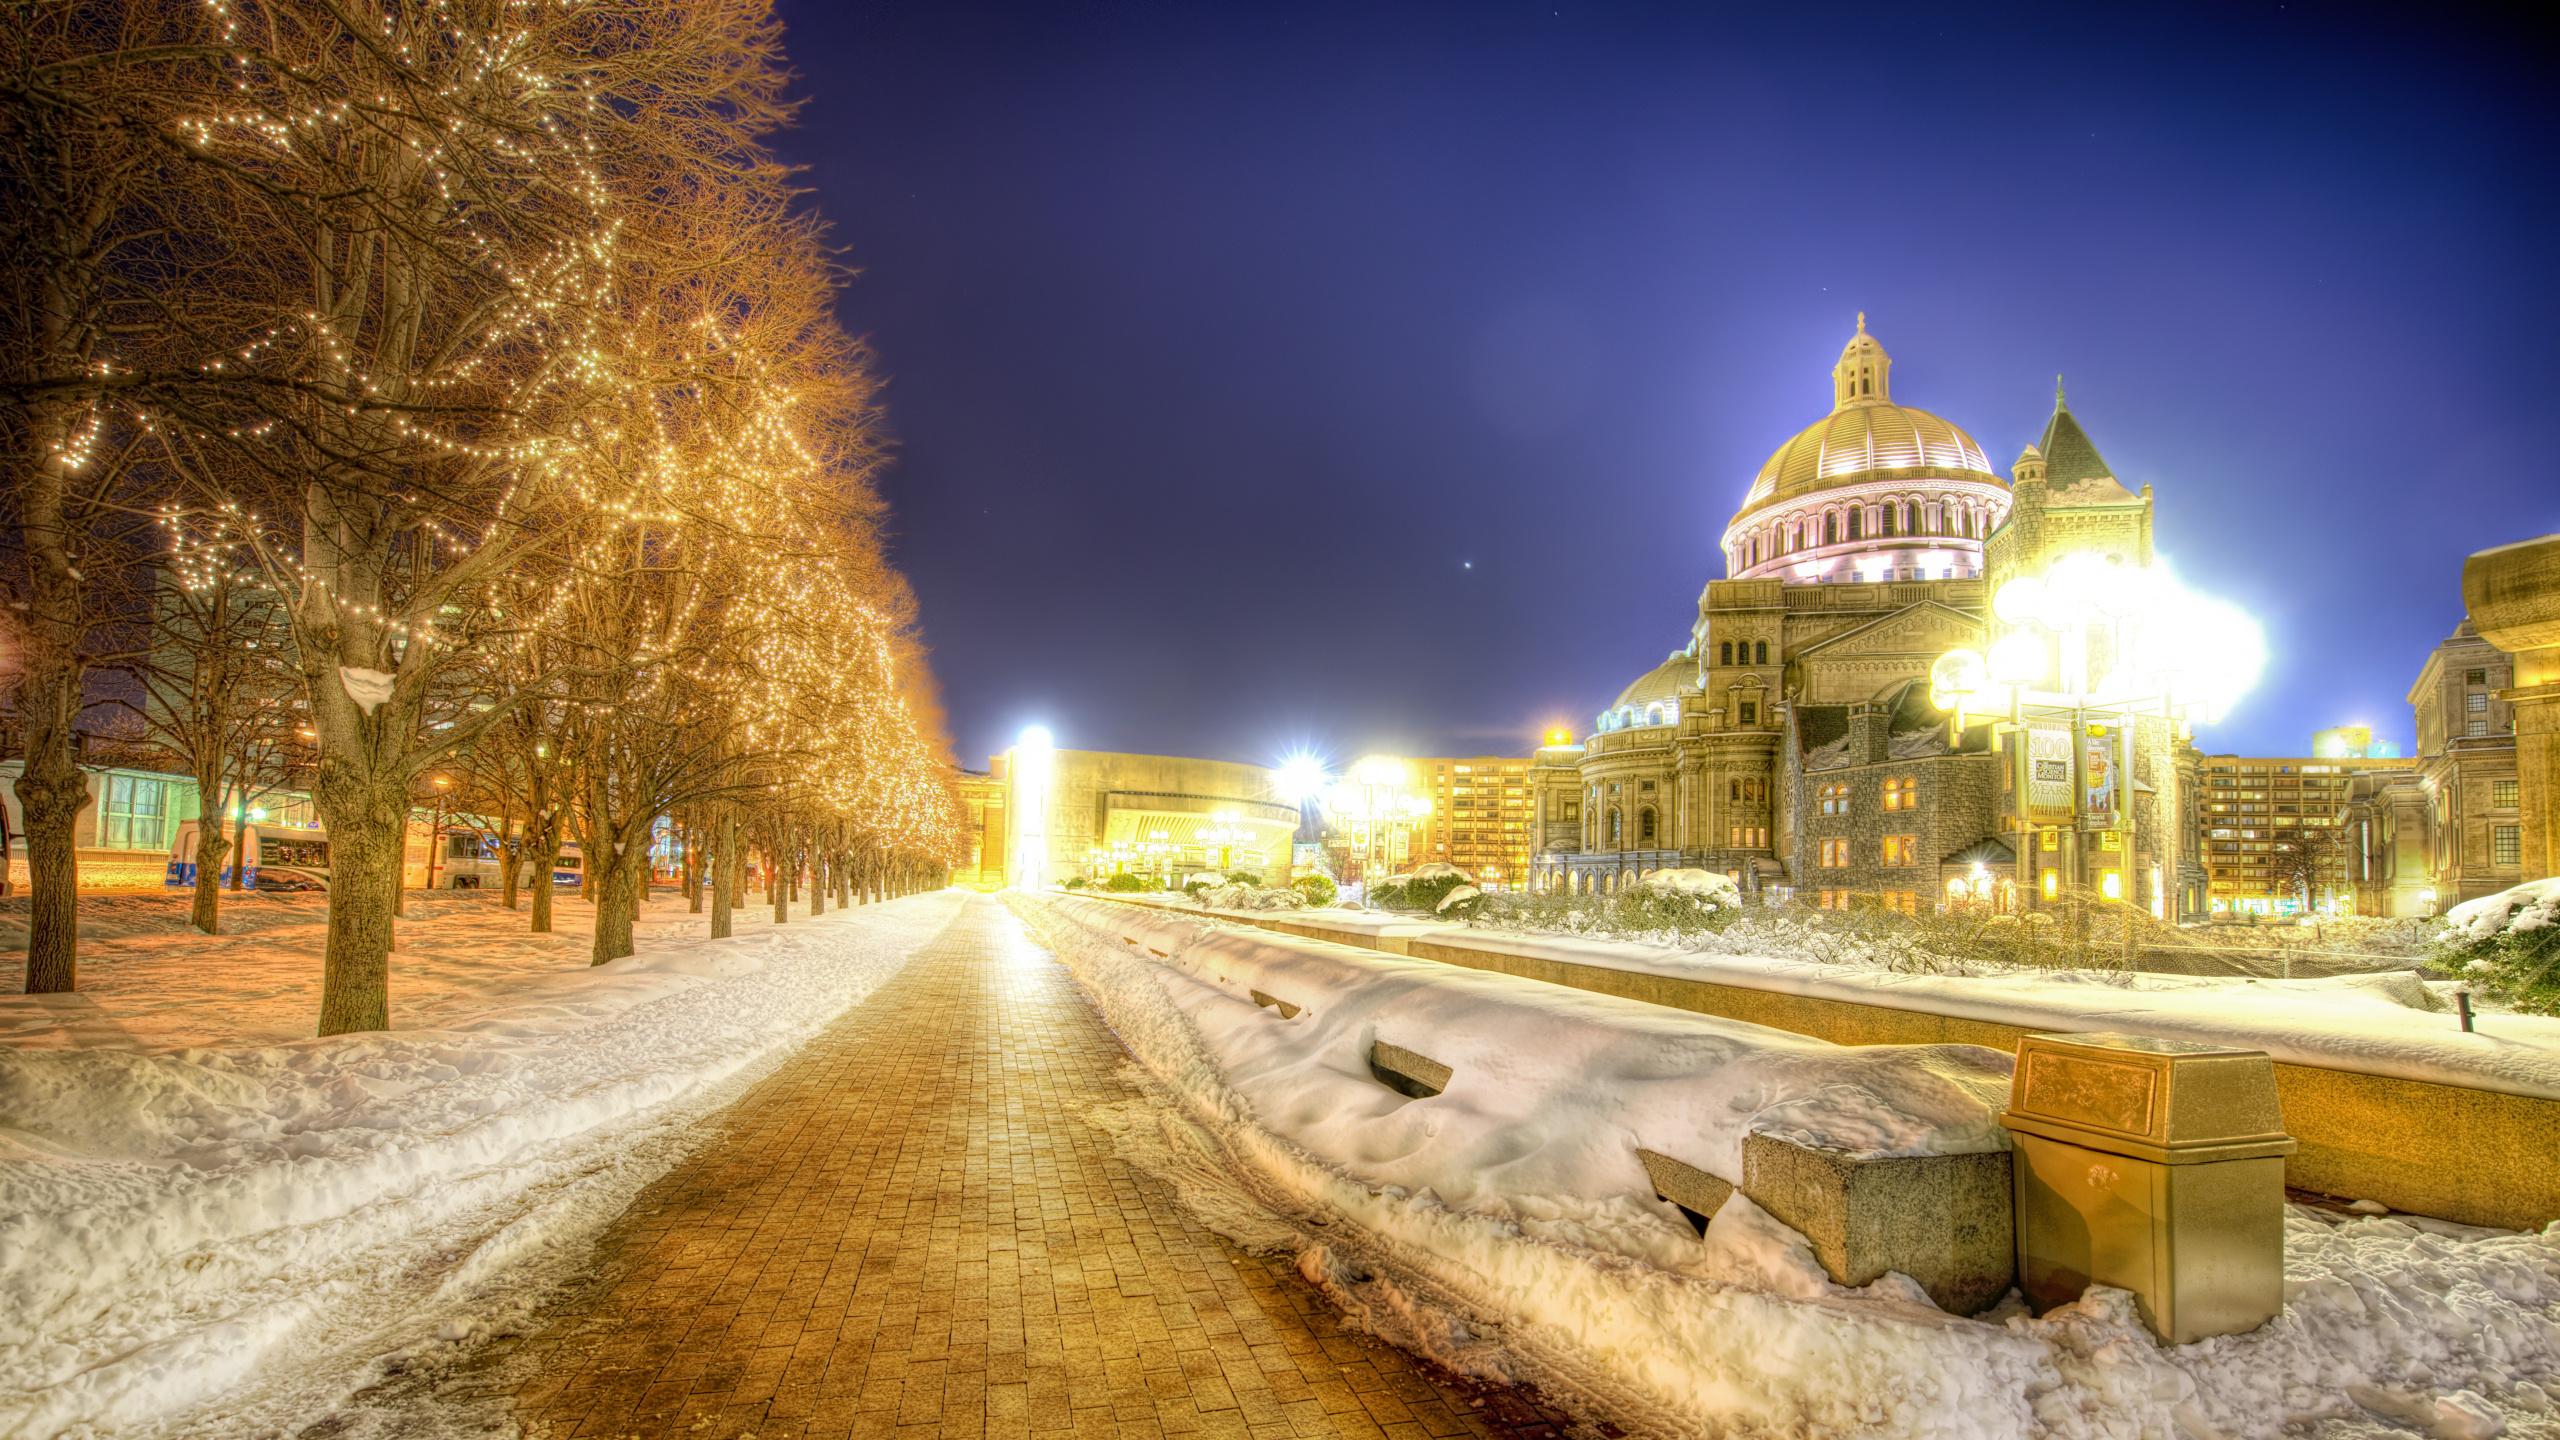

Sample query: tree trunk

[189,756,231,936]
[591,842,642,966]
[530,837,557,933]
[809,844,825,916]
[710,808,735,940]
[771,841,788,924]
[684,816,703,914]
[313,778,407,1035]
[12,743,86,994]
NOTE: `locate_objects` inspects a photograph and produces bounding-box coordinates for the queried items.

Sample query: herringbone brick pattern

[490,895,1575,1440]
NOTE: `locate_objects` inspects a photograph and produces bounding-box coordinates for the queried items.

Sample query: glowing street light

[1932,553,2262,920]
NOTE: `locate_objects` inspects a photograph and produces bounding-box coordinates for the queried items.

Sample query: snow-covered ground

[1134,893,2560,1102]
[0,887,961,1438]
[1018,893,2560,1440]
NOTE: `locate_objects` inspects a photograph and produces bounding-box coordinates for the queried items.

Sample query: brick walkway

[492,894,1575,1440]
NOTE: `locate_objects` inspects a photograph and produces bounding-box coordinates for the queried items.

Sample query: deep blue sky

[773,1,2557,772]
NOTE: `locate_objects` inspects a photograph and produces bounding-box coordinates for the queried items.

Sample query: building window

[1880,835,1918,867]
[1728,826,1766,848]
[1881,776,1916,811]
[1738,702,1757,725]
[101,773,172,851]
[1881,505,1896,537]
[1818,782,1850,816]
[1563,801,1580,822]
[1608,810,1622,847]
[1639,808,1658,844]
[1720,641,1733,666]
[1848,508,1864,540]
[1820,838,1848,867]
[1824,513,1839,545]
[2494,825,2521,867]
[2496,780,2519,807]
[2466,669,2487,684]
[2468,719,2490,737]
[2467,692,2488,712]
[1754,640,1768,665]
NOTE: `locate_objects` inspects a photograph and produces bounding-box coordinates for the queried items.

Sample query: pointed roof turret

[2036,379,2140,505]
[2038,377,2117,486]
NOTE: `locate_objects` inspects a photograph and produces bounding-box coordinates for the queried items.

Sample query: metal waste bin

[1999,1032,2297,1344]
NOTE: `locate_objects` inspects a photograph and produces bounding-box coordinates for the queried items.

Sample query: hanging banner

[2025,720,2075,827]
[2081,723,2119,828]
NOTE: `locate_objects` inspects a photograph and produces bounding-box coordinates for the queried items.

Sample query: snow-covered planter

[2438,877,2560,1014]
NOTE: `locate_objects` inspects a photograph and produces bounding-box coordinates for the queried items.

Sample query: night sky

[772,2,2558,773]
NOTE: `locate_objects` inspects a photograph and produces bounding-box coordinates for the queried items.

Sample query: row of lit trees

[2,0,964,1034]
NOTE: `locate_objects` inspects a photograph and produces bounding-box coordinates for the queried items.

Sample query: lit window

[1882,776,1916,811]
[1820,838,1848,867]
[2494,826,2521,867]
[1819,783,1850,816]
[2496,780,2520,807]
[1881,835,1918,867]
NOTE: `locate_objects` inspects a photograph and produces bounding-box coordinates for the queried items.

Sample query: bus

[430,831,583,891]
[166,822,333,892]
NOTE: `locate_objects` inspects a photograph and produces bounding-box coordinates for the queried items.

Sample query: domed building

[1527,322,2195,919]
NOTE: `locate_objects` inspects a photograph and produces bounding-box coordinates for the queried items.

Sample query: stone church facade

[1529,322,2194,916]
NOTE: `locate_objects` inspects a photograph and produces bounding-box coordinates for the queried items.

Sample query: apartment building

[1411,755,1536,889]
[2196,754,2415,915]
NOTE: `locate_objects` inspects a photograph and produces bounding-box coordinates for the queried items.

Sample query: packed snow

[1016,893,2560,1440]
[0,887,960,1437]
[1118,892,2560,1103]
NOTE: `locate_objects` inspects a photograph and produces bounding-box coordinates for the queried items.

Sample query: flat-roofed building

[2196,754,2416,915]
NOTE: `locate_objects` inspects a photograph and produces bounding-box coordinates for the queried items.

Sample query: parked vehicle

[165,823,333,892]
[427,831,583,891]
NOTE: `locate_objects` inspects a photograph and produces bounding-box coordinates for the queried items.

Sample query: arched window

[1608,810,1622,847]
[1824,513,1838,546]
[1848,508,1864,540]
[1639,808,1658,844]
[1720,641,1733,666]
[1881,504,1897,537]
[1905,502,1920,534]
[1754,640,1768,665]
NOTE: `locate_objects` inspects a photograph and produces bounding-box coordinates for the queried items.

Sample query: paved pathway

[488,894,1575,1440]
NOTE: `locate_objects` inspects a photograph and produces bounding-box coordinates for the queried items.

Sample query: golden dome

[1728,320,2002,526]
[1610,651,1696,710]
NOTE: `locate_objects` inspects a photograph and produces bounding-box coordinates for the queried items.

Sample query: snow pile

[0,889,958,1436]
[2446,879,2560,950]
[1015,894,2560,1440]
[1639,867,1744,906]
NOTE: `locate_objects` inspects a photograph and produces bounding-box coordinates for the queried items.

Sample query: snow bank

[2447,878,2560,945]
[1016,894,2560,1440]
[0,889,960,1437]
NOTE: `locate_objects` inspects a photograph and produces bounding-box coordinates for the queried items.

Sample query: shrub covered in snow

[1370,862,1473,914]
[1062,876,1089,890]
[1289,874,1338,907]
[2437,877,2560,1014]
[1103,872,1150,893]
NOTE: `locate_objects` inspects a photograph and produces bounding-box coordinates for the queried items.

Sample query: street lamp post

[1323,759,1432,898]
[425,776,451,891]
[1931,553,2260,923]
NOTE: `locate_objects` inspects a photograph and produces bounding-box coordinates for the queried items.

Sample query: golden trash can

[1999,1032,2298,1345]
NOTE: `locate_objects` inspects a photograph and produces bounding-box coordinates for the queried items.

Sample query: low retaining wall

[1091,894,2560,1232]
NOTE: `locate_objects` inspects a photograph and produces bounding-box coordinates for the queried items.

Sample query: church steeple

[1831,314,1892,409]
[2037,376,2118,485]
